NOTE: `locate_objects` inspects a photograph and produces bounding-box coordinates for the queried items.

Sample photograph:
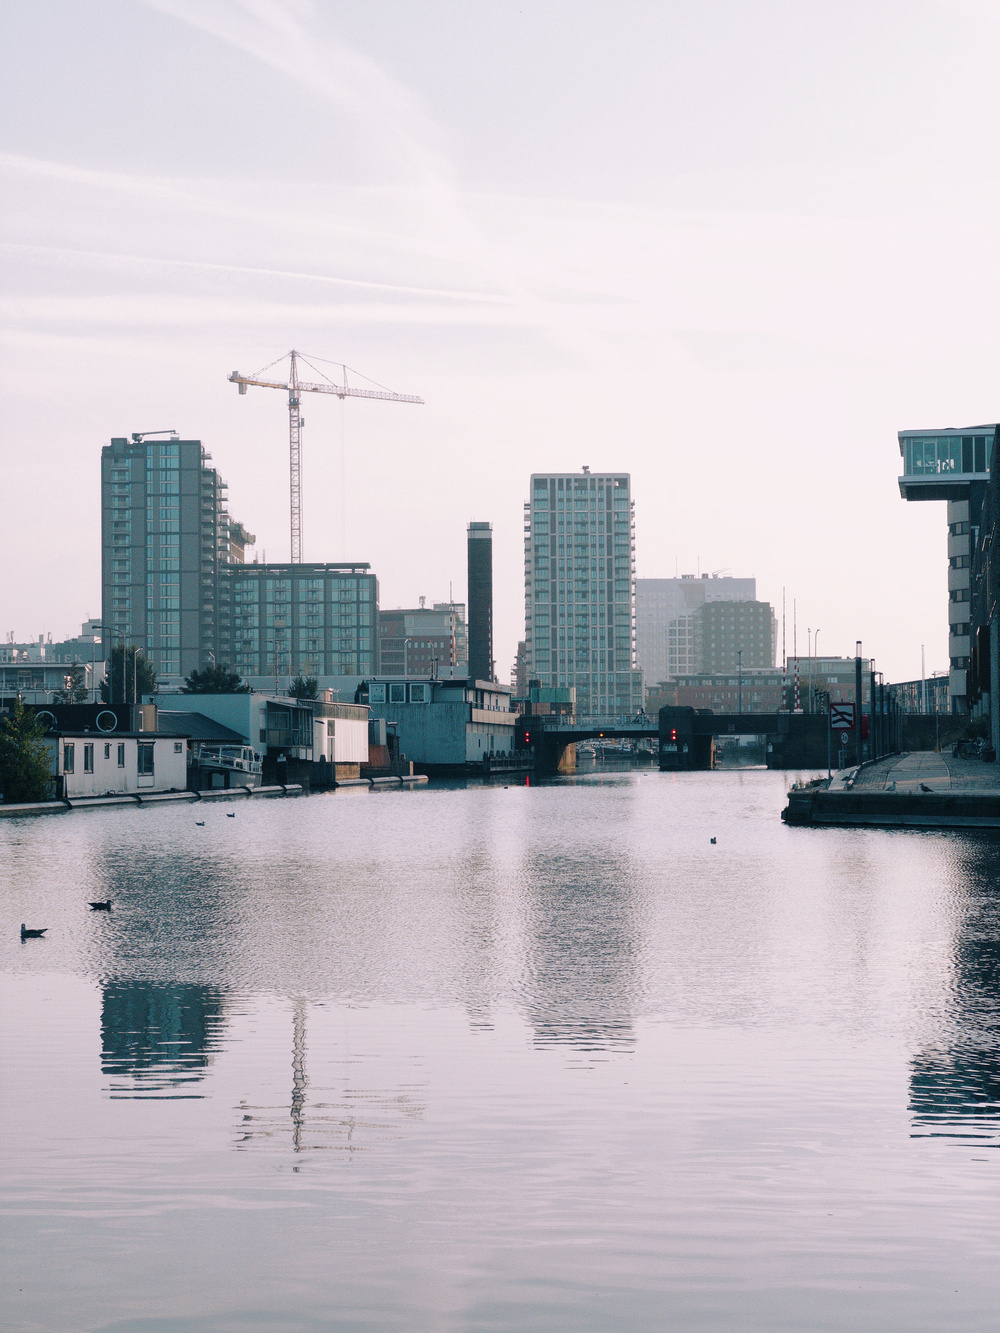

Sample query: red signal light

[669,728,678,741]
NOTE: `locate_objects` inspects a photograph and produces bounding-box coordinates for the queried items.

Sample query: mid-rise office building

[230,562,378,680]
[695,600,776,675]
[377,601,467,678]
[101,435,248,684]
[523,469,643,719]
[898,424,996,713]
[636,574,756,683]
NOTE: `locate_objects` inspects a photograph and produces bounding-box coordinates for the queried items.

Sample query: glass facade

[231,564,377,678]
[900,431,994,480]
[101,436,238,682]
[523,471,643,720]
[897,423,997,715]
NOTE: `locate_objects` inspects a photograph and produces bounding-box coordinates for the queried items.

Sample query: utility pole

[782,587,787,709]
[921,643,926,714]
[855,641,864,766]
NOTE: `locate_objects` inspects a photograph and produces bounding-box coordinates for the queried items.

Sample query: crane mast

[229,350,423,563]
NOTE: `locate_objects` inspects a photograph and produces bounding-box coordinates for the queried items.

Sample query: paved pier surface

[853,751,1000,794]
[783,751,1000,828]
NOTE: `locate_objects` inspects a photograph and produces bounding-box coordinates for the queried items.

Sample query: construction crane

[228,350,423,563]
[131,429,178,443]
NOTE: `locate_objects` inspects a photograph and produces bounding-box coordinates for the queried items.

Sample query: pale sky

[4,0,1000,682]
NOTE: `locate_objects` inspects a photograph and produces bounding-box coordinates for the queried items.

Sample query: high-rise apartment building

[523,470,643,719]
[377,601,467,677]
[636,575,756,684]
[898,424,996,713]
[102,435,377,688]
[101,435,247,682]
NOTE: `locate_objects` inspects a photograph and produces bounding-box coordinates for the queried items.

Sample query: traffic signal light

[669,728,678,742]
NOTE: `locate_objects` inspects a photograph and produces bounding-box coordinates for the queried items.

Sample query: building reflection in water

[910,850,1000,1147]
[519,847,642,1053]
[101,980,227,1099]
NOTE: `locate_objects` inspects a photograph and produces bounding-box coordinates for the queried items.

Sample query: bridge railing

[533,715,656,733]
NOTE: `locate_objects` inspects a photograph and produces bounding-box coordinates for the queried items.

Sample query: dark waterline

[3,770,1000,1332]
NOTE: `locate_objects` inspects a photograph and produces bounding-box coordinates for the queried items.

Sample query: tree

[287,675,318,700]
[182,663,250,694]
[56,661,89,704]
[100,645,157,704]
[0,700,53,803]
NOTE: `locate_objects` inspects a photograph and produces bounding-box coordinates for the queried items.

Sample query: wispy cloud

[138,0,636,368]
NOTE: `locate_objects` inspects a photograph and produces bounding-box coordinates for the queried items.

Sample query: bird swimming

[20,925,47,939]
[226,812,235,818]
[195,820,205,826]
[710,837,717,844]
[89,900,112,911]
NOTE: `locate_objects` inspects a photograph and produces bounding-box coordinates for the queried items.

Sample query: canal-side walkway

[784,750,1000,828]
[853,751,1000,793]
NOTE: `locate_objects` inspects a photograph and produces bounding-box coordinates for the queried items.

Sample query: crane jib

[229,373,423,404]
[228,355,423,564]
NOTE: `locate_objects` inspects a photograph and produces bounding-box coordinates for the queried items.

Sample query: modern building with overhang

[360,677,518,772]
[898,424,996,713]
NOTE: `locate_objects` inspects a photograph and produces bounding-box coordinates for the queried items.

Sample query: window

[137,743,155,776]
[389,683,406,703]
[173,742,183,754]
[104,743,111,759]
[64,743,75,773]
[117,744,125,768]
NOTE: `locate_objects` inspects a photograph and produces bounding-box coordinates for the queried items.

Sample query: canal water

[3,770,1000,1331]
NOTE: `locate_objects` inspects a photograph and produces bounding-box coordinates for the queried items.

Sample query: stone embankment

[0,774,428,819]
[782,751,1000,829]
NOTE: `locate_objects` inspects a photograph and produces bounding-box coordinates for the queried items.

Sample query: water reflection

[910,842,1000,1146]
[101,979,227,1098]
[234,999,425,1156]
[521,844,642,1052]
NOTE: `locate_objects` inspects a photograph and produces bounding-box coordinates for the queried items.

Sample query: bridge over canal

[518,707,835,773]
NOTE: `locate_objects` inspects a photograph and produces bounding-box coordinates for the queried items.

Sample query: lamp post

[93,624,124,706]
[813,629,821,714]
[854,641,863,765]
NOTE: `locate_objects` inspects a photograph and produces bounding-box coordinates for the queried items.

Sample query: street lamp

[813,629,821,714]
[854,641,863,765]
[93,624,124,705]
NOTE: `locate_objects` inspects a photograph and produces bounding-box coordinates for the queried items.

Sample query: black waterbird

[89,900,112,911]
[20,924,47,939]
